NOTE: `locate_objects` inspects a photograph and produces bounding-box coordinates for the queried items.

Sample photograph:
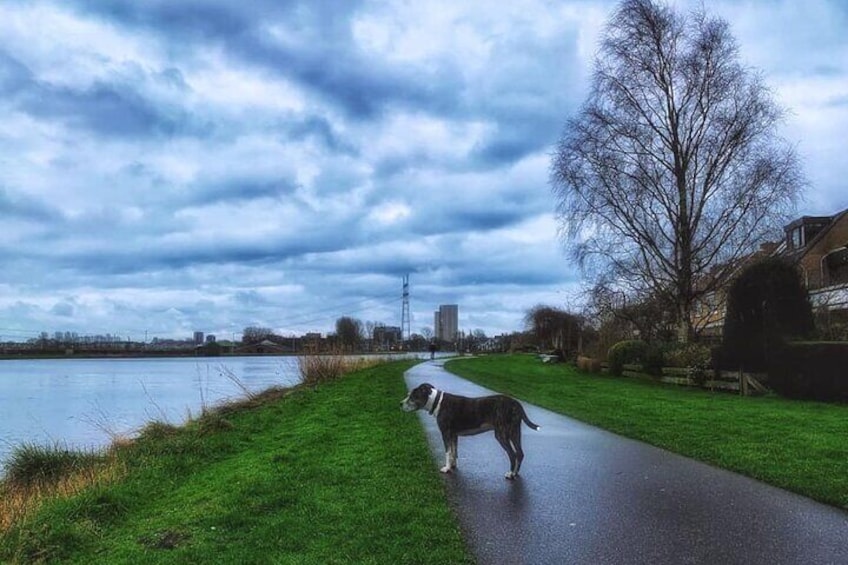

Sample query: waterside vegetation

[0,359,471,564]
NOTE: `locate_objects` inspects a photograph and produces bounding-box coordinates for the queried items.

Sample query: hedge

[767,342,848,402]
[608,340,663,377]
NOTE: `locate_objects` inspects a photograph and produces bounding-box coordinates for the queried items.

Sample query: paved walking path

[405,360,848,565]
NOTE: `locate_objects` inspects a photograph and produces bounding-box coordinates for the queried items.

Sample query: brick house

[781,209,848,337]
[694,207,848,339]
[780,210,848,292]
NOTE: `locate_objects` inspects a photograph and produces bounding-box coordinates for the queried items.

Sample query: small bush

[576,356,601,373]
[196,412,234,435]
[136,421,180,442]
[608,340,663,376]
[3,444,103,490]
[297,354,385,387]
[298,355,349,386]
[768,342,848,402]
[664,343,711,370]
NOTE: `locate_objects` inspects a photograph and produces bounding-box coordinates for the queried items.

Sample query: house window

[791,227,804,249]
[827,248,848,285]
[833,265,848,285]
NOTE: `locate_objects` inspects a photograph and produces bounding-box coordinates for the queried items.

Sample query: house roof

[782,207,848,262]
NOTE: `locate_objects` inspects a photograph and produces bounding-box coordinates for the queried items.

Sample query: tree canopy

[551,0,803,342]
[335,316,363,352]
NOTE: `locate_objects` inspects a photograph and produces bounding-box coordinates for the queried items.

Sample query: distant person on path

[429,342,437,360]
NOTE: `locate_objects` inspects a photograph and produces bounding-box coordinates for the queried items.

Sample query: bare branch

[550,0,803,342]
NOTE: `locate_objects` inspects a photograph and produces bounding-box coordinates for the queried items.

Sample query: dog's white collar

[426,388,444,417]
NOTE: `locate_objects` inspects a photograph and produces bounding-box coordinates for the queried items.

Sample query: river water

[0,354,432,474]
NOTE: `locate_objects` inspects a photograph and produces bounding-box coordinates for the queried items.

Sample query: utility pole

[401,274,411,347]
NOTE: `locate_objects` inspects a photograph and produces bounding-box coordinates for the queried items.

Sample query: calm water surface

[0,354,431,473]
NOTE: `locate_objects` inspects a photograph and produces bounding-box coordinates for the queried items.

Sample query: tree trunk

[676,302,692,344]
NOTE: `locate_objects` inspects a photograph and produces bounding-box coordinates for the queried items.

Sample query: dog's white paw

[504,471,516,480]
[440,466,453,474]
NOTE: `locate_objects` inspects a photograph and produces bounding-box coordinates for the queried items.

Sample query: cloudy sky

[0,0,845,342]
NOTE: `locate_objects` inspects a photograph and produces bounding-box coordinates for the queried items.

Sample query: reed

[297,353,386,387]
[0,443,123,533]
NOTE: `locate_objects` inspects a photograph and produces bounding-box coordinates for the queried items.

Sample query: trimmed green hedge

[768,342,848,402]
[720,256,814,372]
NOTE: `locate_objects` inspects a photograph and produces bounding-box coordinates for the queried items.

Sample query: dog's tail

[521,405,541,431]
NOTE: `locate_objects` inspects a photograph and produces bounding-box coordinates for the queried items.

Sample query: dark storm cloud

[46,216,362,277]
[64,0,458,120]
[22,81,186,138]
[472,136,542,168]
[57,0,566,172]
[0,188,64,223]
[284,115,358,155]
[0,50,32,94]
[243,34,461,120]
[69,0,255,42]
[184,178,298,207]
[408,207,528,236]
[0,49,198,140]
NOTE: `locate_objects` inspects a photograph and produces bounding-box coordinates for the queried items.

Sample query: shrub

[297,354,385,387]
[608,340,663,376]
[767,342,848,402]
[664,343,712,370]
[720,256,814,371]
[576,356,602,373]
[3,444,103,489]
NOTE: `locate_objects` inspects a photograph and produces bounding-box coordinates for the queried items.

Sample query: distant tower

[434,304,458,342]
[401,274,411,344]
[439,305,458,342]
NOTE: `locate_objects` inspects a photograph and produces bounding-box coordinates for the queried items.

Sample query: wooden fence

[619,364,769,396]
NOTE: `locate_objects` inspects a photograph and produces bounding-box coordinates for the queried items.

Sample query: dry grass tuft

[0,450,124,533]
[298,354,387,387]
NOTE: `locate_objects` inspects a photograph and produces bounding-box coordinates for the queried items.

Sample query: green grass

[0,361,473,564]
[446,354,848,510]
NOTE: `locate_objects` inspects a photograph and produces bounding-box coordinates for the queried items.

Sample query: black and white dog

[401,383,540,480]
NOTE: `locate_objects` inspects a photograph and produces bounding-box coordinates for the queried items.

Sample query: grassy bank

[447,354,848,510]
[0,360,472,564]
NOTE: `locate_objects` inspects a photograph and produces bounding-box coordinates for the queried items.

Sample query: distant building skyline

[434,304,459,343]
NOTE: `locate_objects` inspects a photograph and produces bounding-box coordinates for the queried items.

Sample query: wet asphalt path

[404,360,848,565]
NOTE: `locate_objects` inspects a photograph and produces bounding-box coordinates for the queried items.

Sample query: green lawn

[0,361,473,564]
[446,354,848,510]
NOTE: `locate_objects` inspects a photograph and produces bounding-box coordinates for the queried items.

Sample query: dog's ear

[411,383,433,401]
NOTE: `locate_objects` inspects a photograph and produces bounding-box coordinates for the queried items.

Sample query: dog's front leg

[440,432,453,473]
[449,436,458,470]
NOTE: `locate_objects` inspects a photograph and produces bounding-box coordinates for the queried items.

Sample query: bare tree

[524,305,582,355]
[242,326,276,345]
[551,0,803,342]
[364,320,377,352]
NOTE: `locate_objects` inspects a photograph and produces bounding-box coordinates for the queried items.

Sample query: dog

[401,382,540,480]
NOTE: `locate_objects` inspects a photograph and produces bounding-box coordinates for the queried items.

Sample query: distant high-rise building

[193,331,204,345]
[434,304,459,342]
